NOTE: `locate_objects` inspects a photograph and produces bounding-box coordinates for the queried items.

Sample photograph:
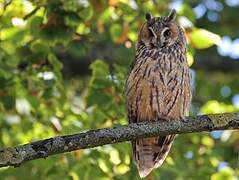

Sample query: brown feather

[125,10,191,178]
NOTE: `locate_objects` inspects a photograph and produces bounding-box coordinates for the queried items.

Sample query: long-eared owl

[125,10,192,178]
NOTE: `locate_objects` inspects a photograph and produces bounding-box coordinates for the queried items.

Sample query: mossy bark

[0,113,238,168]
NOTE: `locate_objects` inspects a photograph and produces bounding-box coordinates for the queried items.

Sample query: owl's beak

[158,37,168,48]
[157,41,162,48]
[157,36,165,48]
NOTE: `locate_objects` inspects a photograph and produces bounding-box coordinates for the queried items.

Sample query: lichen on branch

[0,113,238,168]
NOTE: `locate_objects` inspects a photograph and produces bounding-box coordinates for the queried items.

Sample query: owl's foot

[181,116,188,123]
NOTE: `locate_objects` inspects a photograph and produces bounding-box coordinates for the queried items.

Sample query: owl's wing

[125,66,176,178]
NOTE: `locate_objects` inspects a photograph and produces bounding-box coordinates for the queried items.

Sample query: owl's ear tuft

[145,13,152,21]
[168,9,176,21]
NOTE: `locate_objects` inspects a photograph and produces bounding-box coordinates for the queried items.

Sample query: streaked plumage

[125,10,192,178]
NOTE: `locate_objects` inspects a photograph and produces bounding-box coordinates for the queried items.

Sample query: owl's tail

[133,135,175,178]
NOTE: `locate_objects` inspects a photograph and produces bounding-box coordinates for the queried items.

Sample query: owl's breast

[126,51,191,121]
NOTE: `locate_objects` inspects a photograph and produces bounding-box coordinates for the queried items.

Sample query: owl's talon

[181,117,188,123]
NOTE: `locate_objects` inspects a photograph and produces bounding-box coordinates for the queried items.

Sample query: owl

[125,10,192,178]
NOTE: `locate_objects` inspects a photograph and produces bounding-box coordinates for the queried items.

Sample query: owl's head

[138,9,186,49]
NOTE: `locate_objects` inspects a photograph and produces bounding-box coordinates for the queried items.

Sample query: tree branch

[0,113,238,168]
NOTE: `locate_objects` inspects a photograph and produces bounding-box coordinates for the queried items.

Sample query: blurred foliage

[0,0,238,179]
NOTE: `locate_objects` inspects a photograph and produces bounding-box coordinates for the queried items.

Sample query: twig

[23,6,41,20]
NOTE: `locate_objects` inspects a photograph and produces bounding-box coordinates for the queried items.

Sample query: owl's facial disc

[141,10,180,48]
[162,24,180,47]
[162,28,171,37]
[159,27,171,47]
[147,24,177,48]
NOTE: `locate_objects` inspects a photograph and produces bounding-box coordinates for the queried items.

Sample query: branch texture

[0,113,238,168]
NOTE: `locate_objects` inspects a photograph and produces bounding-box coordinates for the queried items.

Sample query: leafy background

[0,0,238,179]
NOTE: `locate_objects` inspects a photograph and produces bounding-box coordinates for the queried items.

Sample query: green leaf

[99,7,115,23]
[63,0,78,12]
[87,91,112,107]
[0,77,11,89]
[0,95,15,110]
[29,16,43,37]
[190,29,221,49]
[76,23,89,34]
[27,96,40,110]
[200,100,237,114]
[0,42,16,55]
[42,87,53,99]
[186,51,194,67]
[48,54,63,71]
[1,27,19,40]
[30,40,50,54]
[110,24,123,42]
[211,167,237,180]
[87,60,113,106]
[128,30,137,42]
[201,136,214,147]
[90,60,110,77]
[79,5,93,21]
[64,13,81,27]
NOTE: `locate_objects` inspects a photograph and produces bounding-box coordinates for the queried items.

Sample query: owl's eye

[163,28,171,37]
